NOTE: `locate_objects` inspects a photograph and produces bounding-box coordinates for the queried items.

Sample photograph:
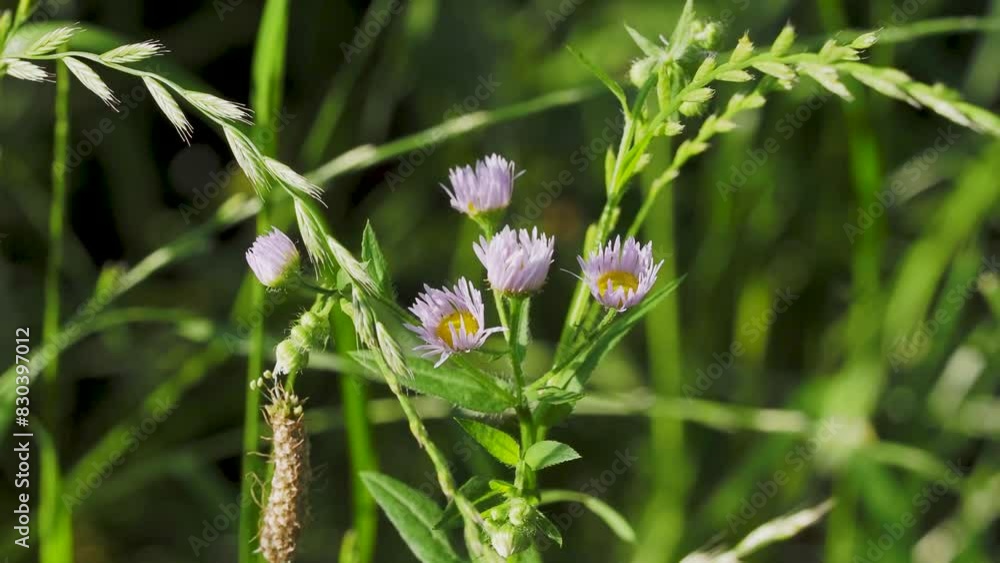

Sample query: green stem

[498,295,537,495]
[333,310,378,563]
[375,349,496,560]
[39,47,73,563]
[304,86,598,185]
[241,2,289,560]
[633,144,686,563]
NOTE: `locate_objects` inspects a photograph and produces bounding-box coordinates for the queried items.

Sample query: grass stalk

[333,312,379,563]
[39,48,73,563]
[632,145,686,563]
[304,86,598,185]
[240,2,289,561]
[818,2,887,561]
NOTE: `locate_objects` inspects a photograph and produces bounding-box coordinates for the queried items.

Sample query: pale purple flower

[441,154,522,216]
[246,228,300,288]
[578,237,663,311]
[404,278,503,367]
[474,226,554,294]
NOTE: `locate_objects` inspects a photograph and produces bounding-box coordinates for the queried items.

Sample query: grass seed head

[259,392,309,563]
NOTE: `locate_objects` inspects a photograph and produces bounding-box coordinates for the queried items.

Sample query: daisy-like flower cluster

[404,278,504,367]
[578,237,663,311]
[243,155,665,370]
[441,154,522,217]
[401,155,666,366]
[246,228,301,288]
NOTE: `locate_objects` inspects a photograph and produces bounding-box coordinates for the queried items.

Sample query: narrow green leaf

[250,0,289,152]
[361,221,394,298]
[0,11,12,49]
[566,44,628,111]
[510,297,531,367]
[360,472,463,563]
[456,419,521,466]
[539,490,636,543]
[625,24,663,57]
[667,0,697,57]
[532,511,563,547]
[350,350,516,413]
[546,275,687,393]
[524,441,581,471]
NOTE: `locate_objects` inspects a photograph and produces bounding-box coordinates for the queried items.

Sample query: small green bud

[692,21,721,50]
[488,506,506,522]
[679,101,705,117]
[289,325,311,350]
[628,57,657,88]
[730,33,755,64]
[489,524,529,558]
[850,31,880,50]
[507,498,529,527]
[274,339,307,376]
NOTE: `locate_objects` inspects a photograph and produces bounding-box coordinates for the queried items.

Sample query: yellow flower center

[596,271,639,297]
[436,311,479,348]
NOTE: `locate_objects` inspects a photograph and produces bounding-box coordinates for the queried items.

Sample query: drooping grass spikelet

[4,58,49,81]
[187,91,253,123]
[62,57,118,108]
[99,40,166,64]
[224,126,271,193]
[260,391,309,563]
[142,76,193,142]
[264,157,324,202]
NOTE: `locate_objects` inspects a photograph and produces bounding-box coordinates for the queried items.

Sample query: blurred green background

[1,0,998,562]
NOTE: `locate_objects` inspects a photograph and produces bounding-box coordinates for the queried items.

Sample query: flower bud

[489,524,529,558]
[246,228,301,289]
[507,498,529,527]
[628,56,656,87]
[274,339,307,376]
[692,21,721,50]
